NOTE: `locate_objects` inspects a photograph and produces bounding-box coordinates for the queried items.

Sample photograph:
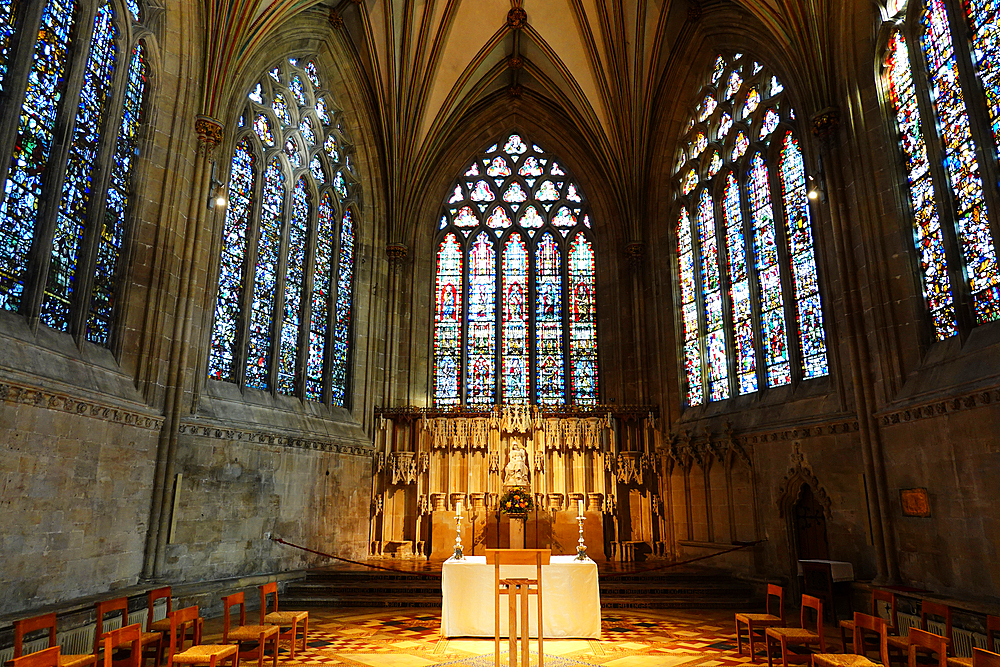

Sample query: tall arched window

[208,57,359,408]
[432,133,598,407]
[673,53,830,408]
[0,0,152,346]
[881,0,1000,340]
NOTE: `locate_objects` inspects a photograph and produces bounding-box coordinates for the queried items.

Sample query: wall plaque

[900,488,931,517]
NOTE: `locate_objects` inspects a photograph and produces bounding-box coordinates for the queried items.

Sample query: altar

[441,555,601,638]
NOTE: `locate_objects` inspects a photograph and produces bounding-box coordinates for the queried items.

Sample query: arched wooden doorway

[792,483,829,561]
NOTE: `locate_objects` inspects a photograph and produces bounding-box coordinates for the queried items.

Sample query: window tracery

[208,57,359,408]
[0,0,151,347]
[673,52,830,408]
[882,0,1000,338]
[432,133,598,407]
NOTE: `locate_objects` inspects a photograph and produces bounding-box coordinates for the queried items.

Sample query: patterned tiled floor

[201,608,845,667]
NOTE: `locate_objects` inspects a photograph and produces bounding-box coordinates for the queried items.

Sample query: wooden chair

[888,602,952,665]
[813,613,889,667]
[973,649,1000,667]
[10,613,96,667]
[908,629,949,667]
[221,593,278,667]
[766,595,826,667]
[259,583,308,658]
[7,647,61,667]
[948,616,1000,667]
[485,549,551,667]
[99,626,142,667]
[737,584,786,662]
[165,606,238,667]
[842,590,898,652]
[94,599,162,667]
[149,588,203,647]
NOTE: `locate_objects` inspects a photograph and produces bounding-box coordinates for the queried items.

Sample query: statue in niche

[503,444,530,487]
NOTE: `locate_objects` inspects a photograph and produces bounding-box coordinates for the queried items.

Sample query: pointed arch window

[208,57,360,408]
[432,133,598,407]
[673,53,830,408]
[0,0,152,346]
[881,0,1000,340]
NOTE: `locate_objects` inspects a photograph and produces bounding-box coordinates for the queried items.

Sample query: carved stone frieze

[877,387,1000,426]
[176,421,372,456]
[0,381,163,431]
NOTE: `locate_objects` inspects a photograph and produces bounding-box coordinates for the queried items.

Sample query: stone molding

[876,386,1000,426]
[731,419,859,445]
[0,381,162,430]
[777,443,833,519]
[177,421,372,456]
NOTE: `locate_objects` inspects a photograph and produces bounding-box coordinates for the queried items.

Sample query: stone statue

[503,445,530,487]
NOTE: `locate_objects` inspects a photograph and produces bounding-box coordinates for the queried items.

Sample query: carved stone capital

[195,115,224,149]
[811,106,840,139]
[386,242,407,270]
[625,241,645,270]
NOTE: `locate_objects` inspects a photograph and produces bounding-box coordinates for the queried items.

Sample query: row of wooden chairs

[6,583,308,667]
[737,585,1000,667]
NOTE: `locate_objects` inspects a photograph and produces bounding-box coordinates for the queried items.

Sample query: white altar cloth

[797,559,855,582]
[441,555,601,638]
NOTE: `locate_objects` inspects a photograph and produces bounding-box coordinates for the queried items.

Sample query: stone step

[281,565,758,610]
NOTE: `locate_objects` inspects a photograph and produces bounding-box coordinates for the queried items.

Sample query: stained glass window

[467,233,496,405]
[331,209,354,406]
[698,190,729,401]
[209,139,255,381]
[919,0,1000,323]
[0,0,78,312]
[881,0,1000,340]
[677,207,703,406]
[0,0,151,347]
[569,234,598,405]
[0,0,17,93]
[778,134,829,378]
[42,3,118,332]
[674,52,828,407]
[434,234,463,405]
[433,133,598,406]
[211,57,358,406]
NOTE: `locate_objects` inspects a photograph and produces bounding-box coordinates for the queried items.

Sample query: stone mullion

[21,0,100,331]
[234,140,267,389]
[560,230,571,405]
[494,229,503,406]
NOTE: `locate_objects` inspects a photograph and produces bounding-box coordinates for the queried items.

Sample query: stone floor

[201,607,846,667]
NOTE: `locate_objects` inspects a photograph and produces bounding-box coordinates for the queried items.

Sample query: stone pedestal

[509,514,526,549]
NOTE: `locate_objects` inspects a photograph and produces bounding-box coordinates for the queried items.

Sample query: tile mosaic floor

[201,608,845,667]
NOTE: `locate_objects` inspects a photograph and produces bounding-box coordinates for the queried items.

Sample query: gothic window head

[880,0,1000,340]
[673,53,830,408]
[433,133,598,408]
[0,0,153,347]
[208,57,359,408]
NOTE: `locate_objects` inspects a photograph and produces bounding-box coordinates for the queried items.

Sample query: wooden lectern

[486,549,551,667]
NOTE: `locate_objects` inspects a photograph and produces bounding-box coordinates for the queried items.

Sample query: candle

[457,499,463,515]
[578,499,584,516]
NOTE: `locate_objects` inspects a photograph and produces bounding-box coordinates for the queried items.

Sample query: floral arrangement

[499,487,534,515]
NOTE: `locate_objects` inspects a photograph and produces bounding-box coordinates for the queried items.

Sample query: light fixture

[207,160,227,211]
[807,157,827,203]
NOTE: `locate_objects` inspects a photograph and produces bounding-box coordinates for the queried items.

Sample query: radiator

[895,613,985,658]
[952,628,978,658]
[898,613,921,637]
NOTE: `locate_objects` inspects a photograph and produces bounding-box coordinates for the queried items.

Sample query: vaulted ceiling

[200,0,845,245]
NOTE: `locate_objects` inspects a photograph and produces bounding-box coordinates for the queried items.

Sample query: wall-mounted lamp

[807,157,827,203]
[207,160,227,211]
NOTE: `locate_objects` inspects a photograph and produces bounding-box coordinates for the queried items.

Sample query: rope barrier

[271,536,765,579]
